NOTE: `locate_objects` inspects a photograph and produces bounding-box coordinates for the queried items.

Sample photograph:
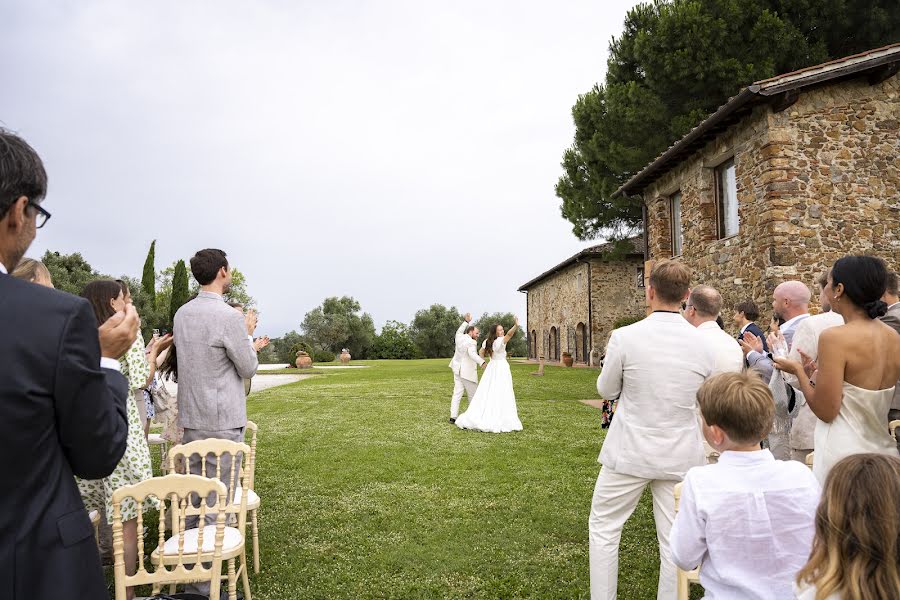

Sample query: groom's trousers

[450,373,478,418]
[588,466,677,600]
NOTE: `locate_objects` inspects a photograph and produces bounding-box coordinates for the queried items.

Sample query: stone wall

[645,73,900,336]
[588,256,647,354]
[524,256,646,363]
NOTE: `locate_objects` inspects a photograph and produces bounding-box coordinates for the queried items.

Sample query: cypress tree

[141,240,156,302]
[170,259,190,324]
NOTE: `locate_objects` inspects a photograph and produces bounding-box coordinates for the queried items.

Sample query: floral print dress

[76,336,157,523]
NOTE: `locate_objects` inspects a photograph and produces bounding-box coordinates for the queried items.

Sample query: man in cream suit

[683,285,743,374]
[449,312,485,423]
[590,260,715,600]
[879,271,899,434]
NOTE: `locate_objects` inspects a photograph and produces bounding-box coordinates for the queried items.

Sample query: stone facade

[522,245,645,364]
[644,72,900,332]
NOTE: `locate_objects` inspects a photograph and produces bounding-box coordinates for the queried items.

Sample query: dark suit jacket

[738,322,769,352]
[882,303,900,335]
[0,272,129,600]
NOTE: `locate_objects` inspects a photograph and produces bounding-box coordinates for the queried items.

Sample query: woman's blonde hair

[11,257,51,284]
[797,453,900,599]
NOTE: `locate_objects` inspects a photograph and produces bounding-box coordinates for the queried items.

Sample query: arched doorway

[576,322,587,363]
[549,326,557,361]
[531,330,537,358]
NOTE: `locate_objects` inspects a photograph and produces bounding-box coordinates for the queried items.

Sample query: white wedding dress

[455,337,522,433]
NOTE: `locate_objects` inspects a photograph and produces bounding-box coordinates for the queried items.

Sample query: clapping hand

[98,304,140,359]
[739,331,764,355]
[149,333,174,359]
[513,316,519,327]
[798,350,818,380]
[464,312,472,323]
[254,336,271,352]
[245,309,258,335]
[773,356,802,377]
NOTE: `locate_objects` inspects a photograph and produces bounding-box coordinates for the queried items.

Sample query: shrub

[313,351,335,363]
[613,315,645,329]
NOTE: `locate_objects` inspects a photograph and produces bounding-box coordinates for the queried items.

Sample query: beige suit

[449,321,485,418]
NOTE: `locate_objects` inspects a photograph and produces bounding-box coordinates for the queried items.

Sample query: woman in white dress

[775,255,900,482]
[455,317,523,433]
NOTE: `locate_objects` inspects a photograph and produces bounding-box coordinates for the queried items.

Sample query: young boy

[670,372,820,599]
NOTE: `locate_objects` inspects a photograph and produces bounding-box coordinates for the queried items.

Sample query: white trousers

[588,466,677,600]
[450,372,478,418]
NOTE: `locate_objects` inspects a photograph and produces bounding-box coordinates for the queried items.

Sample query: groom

[449,312,485,423]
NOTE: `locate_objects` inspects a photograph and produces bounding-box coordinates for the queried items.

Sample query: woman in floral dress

[77,280,169,600]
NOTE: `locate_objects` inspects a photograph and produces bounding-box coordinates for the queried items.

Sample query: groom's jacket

[449,321,485,383]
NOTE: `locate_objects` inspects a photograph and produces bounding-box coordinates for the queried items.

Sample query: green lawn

[241,359,669,599]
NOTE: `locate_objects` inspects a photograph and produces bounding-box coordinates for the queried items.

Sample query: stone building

[618,43,900,323]
[518,238,645,363]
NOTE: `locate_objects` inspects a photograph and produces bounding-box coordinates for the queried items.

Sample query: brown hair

[190,248,228,285]
[81,279,124,326]
[483,324,502,357]
[648,260,691,304]
[817,268,832,291]
[885,271,899,297]
[697,372,774,445]
[735,300,760,322]
[11,257,50,283]
[797,454,900,599]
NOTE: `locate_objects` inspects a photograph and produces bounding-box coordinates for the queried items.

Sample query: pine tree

[169,259,190,325]
[141,240,156,302]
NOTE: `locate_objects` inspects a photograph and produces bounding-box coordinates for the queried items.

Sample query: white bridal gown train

[455,337,522,433]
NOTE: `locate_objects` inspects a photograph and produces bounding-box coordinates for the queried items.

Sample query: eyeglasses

[27,199,51,229]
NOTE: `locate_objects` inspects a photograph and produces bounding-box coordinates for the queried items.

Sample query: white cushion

[233,487,260,507]
[147,433,166,446]
[162,525,242,555]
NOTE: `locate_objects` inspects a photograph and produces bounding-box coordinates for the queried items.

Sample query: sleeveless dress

[812,381,899,482]
[455,338,522,433]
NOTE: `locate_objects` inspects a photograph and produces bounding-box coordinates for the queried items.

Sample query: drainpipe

[642,201,649,262]
[587,260,593,364]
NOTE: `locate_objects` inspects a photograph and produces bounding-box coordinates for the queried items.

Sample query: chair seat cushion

[162,525,243,555]
[233,487,261,508]
[147,433,166,446]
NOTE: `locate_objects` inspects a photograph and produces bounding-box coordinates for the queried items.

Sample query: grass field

[238,358,671,599]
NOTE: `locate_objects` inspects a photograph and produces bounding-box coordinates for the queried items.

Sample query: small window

[670,191,683,256]
[576,273,583,294]
[636,267,645,288]
[716,158,738,238]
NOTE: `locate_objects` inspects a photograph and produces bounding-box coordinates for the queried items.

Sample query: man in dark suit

[0,129,139,600]
[732,300,768,354]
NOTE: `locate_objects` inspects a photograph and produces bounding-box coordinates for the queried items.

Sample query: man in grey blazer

[174,248,258,596]
[880,271,899,428]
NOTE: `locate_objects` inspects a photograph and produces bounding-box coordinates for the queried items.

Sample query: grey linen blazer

[880,303,900,411]
[174,291,259,430]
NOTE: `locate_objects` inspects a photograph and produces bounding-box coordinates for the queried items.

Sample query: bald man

[741,280,811,459]
[684,285,743,374]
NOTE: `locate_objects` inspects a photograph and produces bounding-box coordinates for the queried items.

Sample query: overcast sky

[2,0,637,338]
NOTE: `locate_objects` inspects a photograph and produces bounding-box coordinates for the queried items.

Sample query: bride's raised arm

[503,316,519,343]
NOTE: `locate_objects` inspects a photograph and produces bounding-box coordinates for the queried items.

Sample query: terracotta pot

[562,353,574,368]
[340,351,351,365]
[296,354,312,369]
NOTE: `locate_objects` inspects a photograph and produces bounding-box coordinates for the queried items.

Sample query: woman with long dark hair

[455,316,523,433]
[77,280,169,600]
[776,255,900,482]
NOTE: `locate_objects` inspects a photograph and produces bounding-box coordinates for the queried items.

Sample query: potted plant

[562,351,574,367]
[295,351,312,369]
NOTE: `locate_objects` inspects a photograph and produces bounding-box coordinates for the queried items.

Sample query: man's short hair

[735,300,760,322]
[698,372,774,445]
[465,325,477,335]
[689,285,722,318]
[190,249,228,285]
[0,129,47,219]
[649,260,691,304]
[886,271,899,297]
[817,268,832,291]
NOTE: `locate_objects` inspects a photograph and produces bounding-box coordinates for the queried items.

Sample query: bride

[455,317,523,433]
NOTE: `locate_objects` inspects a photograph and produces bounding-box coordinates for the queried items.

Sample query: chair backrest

[890,420,900,439]
[805,451,815,469]
[245,420,259,491]
[167,438,251,531]
[111,474,226,600]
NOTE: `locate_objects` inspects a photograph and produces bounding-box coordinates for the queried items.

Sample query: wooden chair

[241,420,262,573]
[148,426,169,474]
[805,451,815,469]
[111,474,228,600]
[166,439,252,600]
[890,420,900,440]
[673,482,701,600]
